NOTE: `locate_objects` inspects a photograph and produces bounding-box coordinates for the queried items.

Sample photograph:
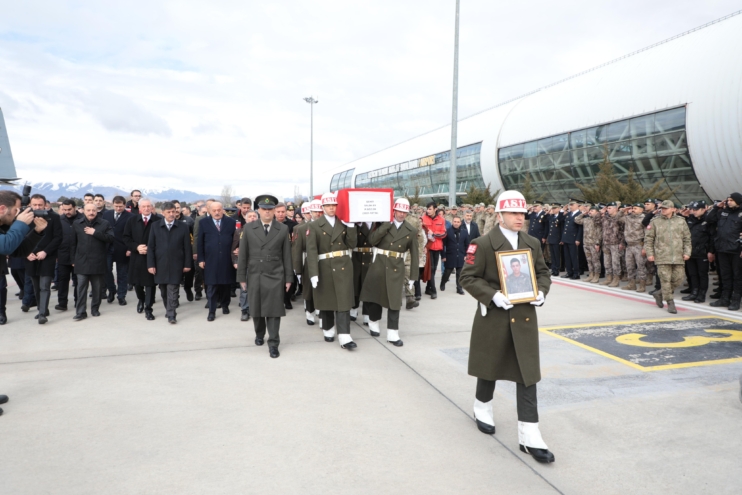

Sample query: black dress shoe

[107,293,115,303]
[269,346,280,358]
[230,289,237,298]
[194,291,202,301]
[457,288,465,295]
[430,293,437,300]
[255,337,265,346]
[285,301,293,310]
[168,316,176,324]
[306,318,314,325]
[424,287,432,295]
[570,275,580,280]
[21,304,30,312]
[207,313,215,322]
[118,299,127,306]
[92,310,101,317]
[137,300,144,313]
[519,445,555,463]
[560,274,570,278]
[388,339,404,347]
[680,287,692,294]
[73,313,87,321]
[324,336,335,342]
[440,282,446,291]
[340,341,358,350]
[415,296,421,301]
[127,284,133,291]
[205,301,210,308]
[476,420,495,435]
[38,315,48,324]
[185,289,194,302]
[145,312,154,321]
[217,302,221,309]
[241,311,250,322]
[222,307,230,315]
[0,395,7,404]
[370,329,380,337]
[0,313,6,325]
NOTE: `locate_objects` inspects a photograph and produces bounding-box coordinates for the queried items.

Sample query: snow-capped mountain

[0,182,215,203]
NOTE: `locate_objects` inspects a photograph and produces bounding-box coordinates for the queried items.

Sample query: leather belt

[372,247,407,263]
[353,247,373,253]
[318,249,351,260]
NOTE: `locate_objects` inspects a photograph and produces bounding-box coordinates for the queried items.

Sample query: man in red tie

[123,199,161,320]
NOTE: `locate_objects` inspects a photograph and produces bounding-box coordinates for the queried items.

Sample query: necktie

[264,224,269,236]
[216,220,221,231]
[114,213,120,223]
[143,217,148,227]
[167,223,172,231]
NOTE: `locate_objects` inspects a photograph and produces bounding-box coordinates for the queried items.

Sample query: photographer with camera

[24,194,62,324]
[0,190,49,416]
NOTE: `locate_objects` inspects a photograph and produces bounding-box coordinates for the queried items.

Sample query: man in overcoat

[236,195,292,358]
[71,204,114,320]
[197,201,237,321]
[123,199,161,320]
[441,215,470,295]
[102,196,132,305]
[147,202,192,323]
[25,194,62,324]
[360,198,418,346]
[56,199,79,311]
[460,190,554,464]
[306,191,358,349]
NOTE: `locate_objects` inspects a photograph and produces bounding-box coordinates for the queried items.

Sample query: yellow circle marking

[616,329,742,348]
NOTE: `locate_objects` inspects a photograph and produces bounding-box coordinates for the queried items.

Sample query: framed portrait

[496,249,538,304]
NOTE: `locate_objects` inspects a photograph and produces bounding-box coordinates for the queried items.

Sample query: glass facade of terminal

[332,142,484,198]
[497,106,707,204]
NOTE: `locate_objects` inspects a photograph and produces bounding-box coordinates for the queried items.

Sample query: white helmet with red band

[495,190,528,213]
[301,203,311,214]
[321,192,338,205]
[393,198,410,213]
[309,199,323,212]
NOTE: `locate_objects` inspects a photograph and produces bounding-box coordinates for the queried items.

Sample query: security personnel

[460,190,554,464]
[560,199,583,279]
[546,204,562,276]
[683,201,713,303]
[236,194,293,358]
[351,220,374,323]
[306,191,358,349]
[292,202,316,325]
[360,198,419,346]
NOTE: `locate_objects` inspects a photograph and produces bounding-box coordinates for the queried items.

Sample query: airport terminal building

[321,12,742,205]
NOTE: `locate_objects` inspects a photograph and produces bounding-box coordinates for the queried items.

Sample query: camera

[20,184,48,218]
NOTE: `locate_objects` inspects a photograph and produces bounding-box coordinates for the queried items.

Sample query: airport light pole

[448,0,460,208]
[304,96,319,198]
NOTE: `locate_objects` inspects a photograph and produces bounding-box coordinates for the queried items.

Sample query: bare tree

[221,185,235,207]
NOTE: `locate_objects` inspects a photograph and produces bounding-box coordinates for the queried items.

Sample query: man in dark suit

[546,204,563,276]
[197,201,237,321]
[147,202,192,324]
[441,215,470,294]
[102,196,132,305]
[560,199,584,279]
[56,199,79,311]
[124,198,161,320]
[237,195,292,358]
[25,194,63,324]
[275,202,298,309]
[463,211,481,240]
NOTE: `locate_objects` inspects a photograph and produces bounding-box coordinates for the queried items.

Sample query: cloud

[83,89,172,136]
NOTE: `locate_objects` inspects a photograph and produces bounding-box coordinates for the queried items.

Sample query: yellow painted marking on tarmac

[540,315,742,331]
[616,329,742,348]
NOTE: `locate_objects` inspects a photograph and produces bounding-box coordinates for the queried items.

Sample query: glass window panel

[537,137,552,156]
[550,134,569,152]
[631,137,656,159]
[586,146,604,164]
[523,142,538,158]
[654,131,687,157]
[571,149,587,165]
[609,141,632,161]
[537,155,553,170]
[654,107,685,134]
[606,120,630,143]
[570,130,586,149]
[584,127,599,146]
[630,114,654,138]
[330,174,340,191]
[595,125,608,144]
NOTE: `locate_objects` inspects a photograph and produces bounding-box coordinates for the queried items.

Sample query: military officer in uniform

[292,202,316,325]
[306,191,358,350]
[460,190,554,464]
[236,195,293,358]
[546,204,562,276]
[360,198,419,346]
[560,199,583,279]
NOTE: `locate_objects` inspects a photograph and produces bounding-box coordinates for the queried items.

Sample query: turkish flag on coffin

[335,188,394,223]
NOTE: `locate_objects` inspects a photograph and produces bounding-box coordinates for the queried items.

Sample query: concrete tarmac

[0,277,740,494]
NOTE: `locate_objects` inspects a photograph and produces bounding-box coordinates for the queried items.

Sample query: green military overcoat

[360,221,419,311]
[236,220,293,318]
[292,221,313,304]
[460,225,551,386]
[306,217,357,312]
[352,223,374,301]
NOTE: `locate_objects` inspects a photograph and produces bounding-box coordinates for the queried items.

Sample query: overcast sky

[0,0,739,198]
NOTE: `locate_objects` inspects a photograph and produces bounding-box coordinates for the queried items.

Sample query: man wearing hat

[545,204,562,276]
[683,201,713,303]
[460,190,554,464]
[575,206,603,282]
[706,193,742,310]
[645,200,691,313]
[559,199,583,280]
[292,201,318,325]
[618,203,648,291]
[360,198,419,346]
[306,191,358,349]
[197,201,237,321]
[599,202,624,287]
[526,202,547,246]
[236,195,293,358]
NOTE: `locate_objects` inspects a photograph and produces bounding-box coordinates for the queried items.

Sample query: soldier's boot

[653,291,664,308]
[710,295,731,307]
[694,290,706,303]
[620,273,628,282]
[608,276,620,288]
[680,287,692,294]
[600,274,613,286]
[636,281,646,293]
[590,273,601,284]
[667,300,677,314]
[368,319,381,337]
[645,274,654,285]
[728,294,741,311]
[584,272,593,282]
[350,308,358,321]
[681,289,698,301]
[621,280,636,291]
[405,296,418,310]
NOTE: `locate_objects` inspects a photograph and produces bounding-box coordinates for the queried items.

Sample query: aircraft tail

[0,108,20,184]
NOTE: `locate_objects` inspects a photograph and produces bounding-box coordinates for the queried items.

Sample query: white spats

[368,320,381,334]
[387,329,400,342]
[305,311,315,323]
[473,399,495,427]
[323,326,336,338]
[350,308,358,319]
[315,310,320,316]
[338,333,354,346]
[363,315,369,324]
[518,421,548,450]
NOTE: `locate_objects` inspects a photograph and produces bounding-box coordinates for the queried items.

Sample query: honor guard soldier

[351,219,374,324]
[292,202,316,325]
[236,194,293,358]
[306,191,358,349]
[460,190,555,464]
[546,204,562,276]
[360,198,419,346]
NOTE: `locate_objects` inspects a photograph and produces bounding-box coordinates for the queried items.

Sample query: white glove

[311,276,318,288]
[408,280,414,290]
[297,275,302,283]
[492,292,513,310]
[530,291,545,306]
[341,221,355,228]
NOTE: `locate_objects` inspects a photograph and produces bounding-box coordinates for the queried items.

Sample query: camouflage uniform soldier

[575,206,603,283]
[645,200,691,314]
[619,203,648,292]
[600,202,624,287]
[482,205,497,235]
